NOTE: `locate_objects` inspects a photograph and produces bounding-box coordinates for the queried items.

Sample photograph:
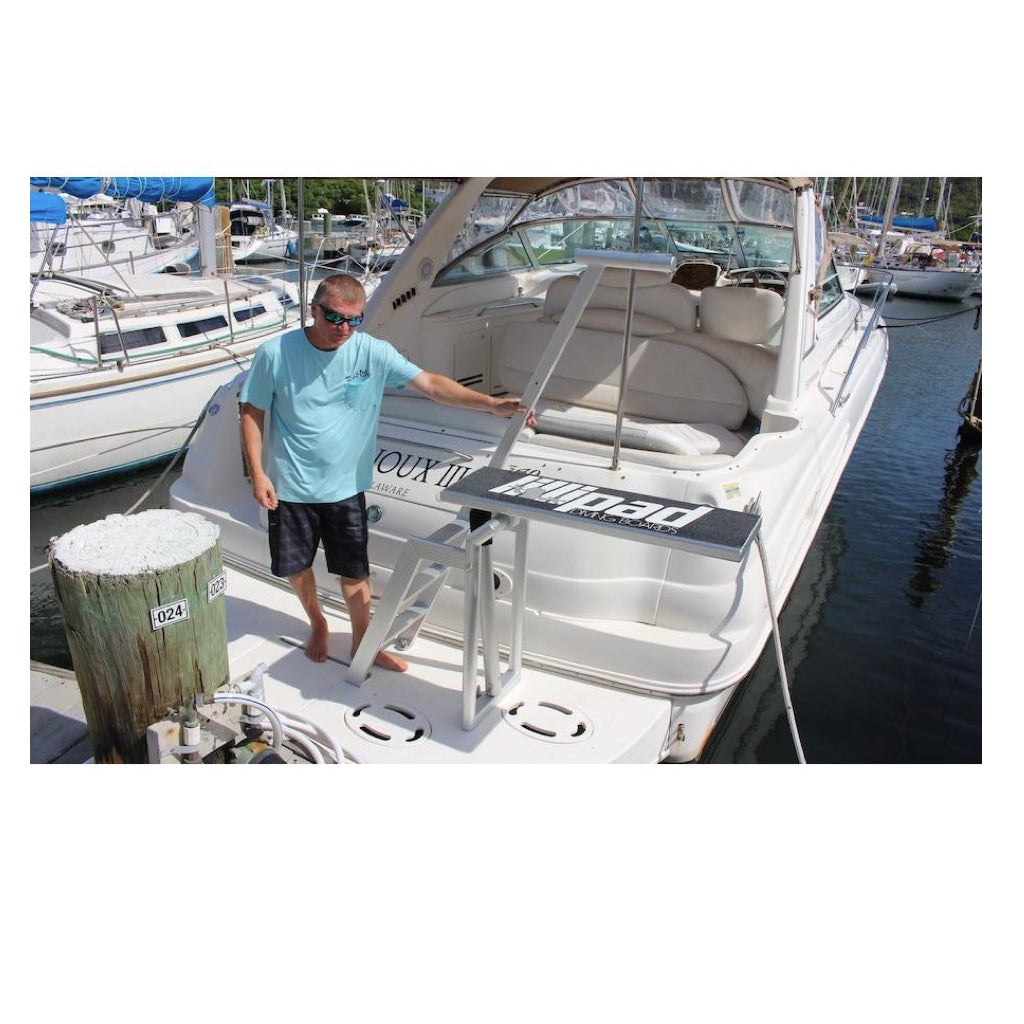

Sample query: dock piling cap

[50,509,220,576]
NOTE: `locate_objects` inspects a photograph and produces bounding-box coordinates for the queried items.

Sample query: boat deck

[29,563,676,764]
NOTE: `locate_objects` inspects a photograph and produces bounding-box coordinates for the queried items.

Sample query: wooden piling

[49,510,229,764]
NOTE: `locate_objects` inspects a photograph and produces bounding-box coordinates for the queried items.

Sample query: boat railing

[831,270,892,415]
[77,276,295,368]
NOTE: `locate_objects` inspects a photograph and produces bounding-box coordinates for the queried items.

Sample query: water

[28,292,983,763]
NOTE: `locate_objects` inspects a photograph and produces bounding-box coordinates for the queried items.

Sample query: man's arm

[407,371,529,419]
[239,402,278,509]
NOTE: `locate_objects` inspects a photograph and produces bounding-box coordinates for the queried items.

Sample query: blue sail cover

[30,191,68,224]
[30,177,216,206]
[859,213,939,232]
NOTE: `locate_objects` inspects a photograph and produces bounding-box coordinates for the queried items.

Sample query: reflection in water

[906,437,980,609]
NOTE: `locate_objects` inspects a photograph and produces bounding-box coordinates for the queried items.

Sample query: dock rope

[881,302,981,330]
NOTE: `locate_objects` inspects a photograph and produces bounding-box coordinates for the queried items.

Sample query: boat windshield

[439,178,796,282]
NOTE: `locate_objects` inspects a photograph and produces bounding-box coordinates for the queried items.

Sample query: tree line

[213,177,983,242]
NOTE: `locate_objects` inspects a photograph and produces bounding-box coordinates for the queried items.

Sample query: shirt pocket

[343,377,371,409]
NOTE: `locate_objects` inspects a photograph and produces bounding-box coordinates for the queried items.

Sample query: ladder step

[347,519,472,686]
[404,564,453,604]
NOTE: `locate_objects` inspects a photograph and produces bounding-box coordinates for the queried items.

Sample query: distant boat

[346,179,419,273]
[30,176,209,279]
[228,199,299,263]
[852,178,981,301]
[861,237,981,301]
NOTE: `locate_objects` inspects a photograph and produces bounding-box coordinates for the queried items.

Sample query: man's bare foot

[373,648,409,672]
[305,618,330,662]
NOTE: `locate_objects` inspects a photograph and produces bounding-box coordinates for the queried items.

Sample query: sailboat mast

[876,177,901,259]
[934,177,947,230]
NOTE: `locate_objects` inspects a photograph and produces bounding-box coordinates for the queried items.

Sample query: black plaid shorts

[268,494,370,579]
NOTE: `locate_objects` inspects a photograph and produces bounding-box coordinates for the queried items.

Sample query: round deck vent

[344,702,431,746]
[503,699,593,744]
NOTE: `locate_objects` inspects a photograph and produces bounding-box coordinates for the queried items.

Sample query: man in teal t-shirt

[240,273,526,670]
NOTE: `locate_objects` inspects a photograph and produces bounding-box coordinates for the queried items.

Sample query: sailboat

[858,178,982,301]
[30,185,302,493]
[30,176,208,279]
[228,179,300,263]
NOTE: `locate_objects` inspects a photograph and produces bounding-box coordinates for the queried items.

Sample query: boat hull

[166,178,890,763]
[31,351,260,493]
[30,272,301,493]
[866,265,980,300]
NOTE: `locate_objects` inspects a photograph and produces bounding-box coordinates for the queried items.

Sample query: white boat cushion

[660,331,778,418]
[499,323,749,429]
[699,285,784,345]
[545,270,698,333]
[532,402,745,455]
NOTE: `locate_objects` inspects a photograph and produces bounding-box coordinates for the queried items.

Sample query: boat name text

[487,475,713,534]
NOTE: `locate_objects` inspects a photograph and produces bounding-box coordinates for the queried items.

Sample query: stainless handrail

[831,272,892,414]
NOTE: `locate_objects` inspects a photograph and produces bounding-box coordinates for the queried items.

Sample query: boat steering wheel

[724,267,788,288]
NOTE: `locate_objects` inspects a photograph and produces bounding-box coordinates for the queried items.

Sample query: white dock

[30,662,91,763]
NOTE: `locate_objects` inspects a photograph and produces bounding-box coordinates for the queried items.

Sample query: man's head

[308,274,367,350]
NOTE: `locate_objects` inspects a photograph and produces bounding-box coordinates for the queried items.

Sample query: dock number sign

[207,572,226,602]
[149,597,190,631]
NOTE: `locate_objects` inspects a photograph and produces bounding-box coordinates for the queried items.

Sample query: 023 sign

[150,597,190,631]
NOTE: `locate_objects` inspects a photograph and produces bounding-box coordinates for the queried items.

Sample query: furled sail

[30,191,68,224]
[30,177,216,206]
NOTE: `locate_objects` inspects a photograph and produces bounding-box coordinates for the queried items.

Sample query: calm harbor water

[28,291,983,763]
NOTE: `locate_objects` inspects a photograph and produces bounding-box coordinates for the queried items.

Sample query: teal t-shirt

[240,327,421,502]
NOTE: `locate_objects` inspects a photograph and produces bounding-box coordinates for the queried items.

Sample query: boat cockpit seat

[698,285,784,347]
[543,268,698,335]
[499,270,751,455]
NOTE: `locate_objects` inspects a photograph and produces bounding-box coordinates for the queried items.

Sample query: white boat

[852,178,981,302]
[31,270,301,493]
[30,177,208,279]
[862,236,981,301]
[228,199,300,263]
[168,176,889,764]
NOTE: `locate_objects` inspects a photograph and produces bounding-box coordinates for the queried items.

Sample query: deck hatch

[345,702,431,745]
[504,699,593,744]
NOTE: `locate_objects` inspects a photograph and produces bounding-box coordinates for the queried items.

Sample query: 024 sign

[150,597,190,631]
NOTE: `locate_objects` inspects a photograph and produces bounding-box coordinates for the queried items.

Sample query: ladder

[345,511,529,730]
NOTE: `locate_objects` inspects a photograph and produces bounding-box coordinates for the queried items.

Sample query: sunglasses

[316,302,364,327]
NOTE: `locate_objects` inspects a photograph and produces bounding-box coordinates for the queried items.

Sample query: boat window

[732,224,793,268]
[179,315,229,337]
[437,179,797,281]
[98,326,167,355]
[728,181,794,226]
[233,305,267,323]
[668,223,736,269]
[645,179,729,220]
[817,259,844,315]
[447,194,528,263]
[515,180,635,223]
